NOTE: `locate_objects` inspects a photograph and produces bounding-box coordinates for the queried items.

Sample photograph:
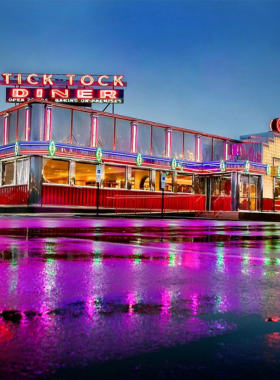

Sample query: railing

[194,195,205,217]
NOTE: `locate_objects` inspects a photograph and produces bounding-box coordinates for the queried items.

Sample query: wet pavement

[1,217,280,379]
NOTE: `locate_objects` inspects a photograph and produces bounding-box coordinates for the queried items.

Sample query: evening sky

[0,0,279,139]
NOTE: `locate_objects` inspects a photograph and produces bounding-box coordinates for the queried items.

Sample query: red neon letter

[35,89,44,97]
[12,88,29,98]
[66,74,76,85]
[97,75,109,86]
[27,73,39,85]
[100,90,117,99]
[77,89,93,99]
[42,74,54,85]
[113,75,124,87]
[80,75,94,86]
[17,73,22,85]
[2,73,13,84]
[51,89,69,99]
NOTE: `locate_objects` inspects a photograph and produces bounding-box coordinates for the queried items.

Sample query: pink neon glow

[132,123,137,153]
[196,136,201,162]
[225,142,229,160]
[4,115,8,145]
[25,107,30,141]
[166,130,171,158]
[91,116,97,148]
[45,107,52,141]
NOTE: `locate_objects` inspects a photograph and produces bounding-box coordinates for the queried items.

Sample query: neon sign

[1,73,126,87]
[48,141,56,156]
[6,88,124,104]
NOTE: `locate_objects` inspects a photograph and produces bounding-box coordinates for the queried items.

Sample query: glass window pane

[72,111,91,146]
[75,162,96,186]
[137,123,151,155]
[51,107,71,144]
[240,175,249,198]
[155,171,172,191]
[8,112,17,144]
[152,127,166,157]
[177,174,193,193]
[30,104,45,141]
[201,136,212,162]
[18,108,25,141]
[193,176,206,194]
[2,162,14,185]
[171,131,183,159]
[43,159,69,184]
[184,133,196,161]
[115,119,131,152]
[104,165,126,188]
[213,139,224,161]
[131,168,150,190]
[0,116,3,146]
[17,159,30,184]
[97,116,114,150]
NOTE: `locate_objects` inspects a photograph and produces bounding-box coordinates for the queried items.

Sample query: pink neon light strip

[166,130,171,158]
[224,142,229,160]
[45,107,52,141]
[132,123,137,153]
[25,107,30,141]
[196,136,201,162]
[4,115,8,145]
[91,116,97,148]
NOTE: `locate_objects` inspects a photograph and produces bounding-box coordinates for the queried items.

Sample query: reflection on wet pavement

[1,218,280,378]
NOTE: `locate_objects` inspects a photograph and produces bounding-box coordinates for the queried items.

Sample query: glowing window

[177,175,193,193]
[2,162,14,186]
[155,171,172,192]
[43,159,69,185]
[104,165,126,189]
[75,162,96,186]
[131,168,150,190]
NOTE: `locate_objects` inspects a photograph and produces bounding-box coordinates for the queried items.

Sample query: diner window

[131,168,150,190]
[155,171,172,191]
[75,162,96,186]
[115,119,131,152]
[97,116,114,150]
[213,139,225,161]
[8,112,17,144]
[184,133,196,161]
[30,104,45,141]
[152,127,166,157]
[104,165,126,188]
[177,174,193,193]
[51,107,71,144]
[43,159,69,185]
[72,111,91,146]
[17,160,29,184]
[2,162,15,186]
[18,108,25,141]
[201,136,212,162]
[171,131,183,159]
[0,116,3,146]
[137,123,151,155]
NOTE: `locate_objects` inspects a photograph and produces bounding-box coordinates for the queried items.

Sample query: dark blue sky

[1,0,280,139]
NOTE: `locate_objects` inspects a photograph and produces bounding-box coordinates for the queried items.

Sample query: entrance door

[239,175,260,211]
[210,176,231,211]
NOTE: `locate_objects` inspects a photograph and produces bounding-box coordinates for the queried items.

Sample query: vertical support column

[4,114,9,145]
[13,160,17,186]
[28,156,43,206]
[91,114,98,148]
[25,107,30,141]
[70,110,73,144]
[150,169,155,191]
[131,122,138,154]
[231,172,238,211]
[259,175,263,212]
[127,166,132,190]
[0,162,2,186]
[224,141,229,160]
[45,106,52,141]
[196,135,201,162]
[172,171,177,193]
[166,129,171,158]
[69,160,76,186]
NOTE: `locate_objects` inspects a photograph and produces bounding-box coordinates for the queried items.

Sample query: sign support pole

[161,188,164,218]
[96,182,100,217]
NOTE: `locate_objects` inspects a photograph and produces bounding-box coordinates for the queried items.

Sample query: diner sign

[1,73,126,105]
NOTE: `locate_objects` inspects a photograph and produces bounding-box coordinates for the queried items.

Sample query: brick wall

[262,136,280,198]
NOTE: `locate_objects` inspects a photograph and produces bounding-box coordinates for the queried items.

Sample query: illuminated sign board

[6,88,124,104]
[1,73,126,106]
[1,73,126,87]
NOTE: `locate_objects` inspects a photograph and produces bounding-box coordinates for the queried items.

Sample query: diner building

[0,99,278,215]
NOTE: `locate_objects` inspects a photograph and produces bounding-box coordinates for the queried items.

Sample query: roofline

[0,99,238,142]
